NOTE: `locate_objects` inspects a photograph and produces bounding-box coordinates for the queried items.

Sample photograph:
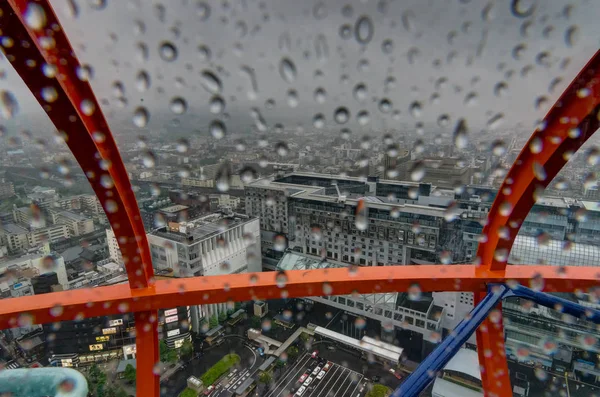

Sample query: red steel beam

[0,264,597,329]
[135,310,160,396]
[2,0,154,289]
[475,292,512,397]
[477,50,600,272]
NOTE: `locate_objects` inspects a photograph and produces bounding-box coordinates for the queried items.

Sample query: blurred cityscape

[0,124,598,397]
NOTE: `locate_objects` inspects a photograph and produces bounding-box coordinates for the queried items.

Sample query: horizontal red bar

[0,264,596,329]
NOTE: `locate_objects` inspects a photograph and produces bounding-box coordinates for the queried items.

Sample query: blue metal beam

[392,285,513,397]
[509,284,600,324]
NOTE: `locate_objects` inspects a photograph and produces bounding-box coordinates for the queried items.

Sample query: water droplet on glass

[209,96,225,114]
[357,110,370,126]
[170,97,187,115]
[409,161,425,182]
[215,163,231,192]
[80,99,95,116]
[510,0,536,18]
[353,83,367,102]
[41,86,58,103]
[159,41,178,62]
[437,114,450,127]
[209,120,226,139]
[314,87,326,104]
[378,99,392,113]
[200,70,222,94]
[339,24,353,40]
[334,107,350,124]
[275,142,289,157]
[381,39,394,54]
[494,81,508,97]
[142,151,155,168]
[355,200,368,231]
[279,58,297,83]
[453,118,468,149]
[136,70,150,92]
[487,113,504,130]
[24,3,47,30]
[322,282,333,296]
[409,101,422,118]
[197,2,211,21]
[240,65,258,100]
[250,108,268,131]
[276,271,288,288]
[585,147,599,166]
[402,9,415,31]
[355,15,373,44]
[198,44,211,61]
[0,90,19,119]
[565,25,579,47]
[313,114,325,129]
[287,89,299,108]
[133,107,149,128]
[408,284,421,301]
[464,92,478,107]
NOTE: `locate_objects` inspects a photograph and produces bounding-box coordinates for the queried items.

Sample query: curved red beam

[477,50,600,272]
[1,1,154,289]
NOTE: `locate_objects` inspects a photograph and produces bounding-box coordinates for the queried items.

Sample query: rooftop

[150,212,254,244]
[1,223,28,234]
[59,211,88,221]
[160,205,189,213]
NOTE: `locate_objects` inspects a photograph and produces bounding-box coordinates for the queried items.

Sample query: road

[264,353,366,397]
[160,336,264,397]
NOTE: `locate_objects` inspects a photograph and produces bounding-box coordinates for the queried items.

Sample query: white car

[311,366,321,376]
[317,370,326,380]
[303,376,313,387]
[296,386,306,396]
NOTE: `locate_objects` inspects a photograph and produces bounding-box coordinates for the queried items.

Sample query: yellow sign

[102,327,117,335]
[96,336,109,342]
[89,344,104,351]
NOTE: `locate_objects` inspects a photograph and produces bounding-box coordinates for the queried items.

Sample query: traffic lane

[305,364,363,397]
[265,353,313,397]
[312,346,401,389]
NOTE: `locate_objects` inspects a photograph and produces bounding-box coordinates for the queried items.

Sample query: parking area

[265,353,366,397]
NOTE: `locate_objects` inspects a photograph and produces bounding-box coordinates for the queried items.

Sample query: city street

[264,352,366,397]
[160,336,264,397]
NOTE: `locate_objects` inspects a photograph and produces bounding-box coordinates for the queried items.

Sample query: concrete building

[105,228,123,265]
[147,211,261,329]
[0,252,68,290]
[51,211,94,237]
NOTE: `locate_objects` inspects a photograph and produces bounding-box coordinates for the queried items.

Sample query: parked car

[323,362,332,371]
[303,376,313,387]
[317,370,326,380]
[295,386,306,396]
[312,366,321,376]
[298,373,308,383]
[311,350,319,359]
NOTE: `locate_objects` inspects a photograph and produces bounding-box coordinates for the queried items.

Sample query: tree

[299,332,310,342]
[209,315,219,328]
[103,385,129,397]
[286,346,299,360]
[179,388,198,397]
[86,364,107,396]
[234,301,242,311]
[180,339,194,359]
[159,340,169,362]
[275,359,286,369]
[167,347,179,364]
[218,311,227,323]
[366,384,391,397]
[124,363,136,384]
[258,371,272,385]
[250,315,262,329]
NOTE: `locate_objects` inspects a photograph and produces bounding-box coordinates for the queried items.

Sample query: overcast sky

[1,0,599,139]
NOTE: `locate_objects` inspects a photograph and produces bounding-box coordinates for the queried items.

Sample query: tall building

[147,211,261,328]
[248,173,600,368]
[105,228,123,265]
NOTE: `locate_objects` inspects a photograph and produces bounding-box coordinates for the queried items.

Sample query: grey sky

[1,0,599,139]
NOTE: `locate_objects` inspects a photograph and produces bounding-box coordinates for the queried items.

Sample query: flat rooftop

[160,204,189,213]
[1,223,28,234]
[150,212,254,243]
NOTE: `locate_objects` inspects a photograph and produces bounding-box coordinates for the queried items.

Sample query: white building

[105,228,123,265]
[147,212,261,328]
[0,252,68,290]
